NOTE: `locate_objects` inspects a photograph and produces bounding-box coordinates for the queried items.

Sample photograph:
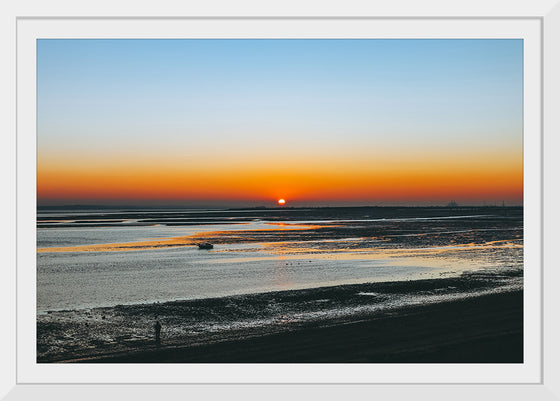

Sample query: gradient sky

[37,39,523,207]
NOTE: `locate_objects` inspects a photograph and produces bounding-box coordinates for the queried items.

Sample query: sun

[277,199,286,205]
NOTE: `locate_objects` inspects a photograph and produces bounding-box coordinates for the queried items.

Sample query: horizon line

[36,203,524,210]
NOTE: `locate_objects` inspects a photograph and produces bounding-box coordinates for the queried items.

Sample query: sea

[37,206,523,313]
[36,206,524,361]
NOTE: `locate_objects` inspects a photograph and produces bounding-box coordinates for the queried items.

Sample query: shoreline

[46,288,523,364]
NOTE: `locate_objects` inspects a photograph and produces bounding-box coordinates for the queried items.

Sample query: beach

[37,271,523,363]
[85,290,523,364]
[36,206,523,363]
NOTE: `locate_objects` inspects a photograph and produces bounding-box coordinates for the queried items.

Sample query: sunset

[37,38,524,364]
[37,39,522,207]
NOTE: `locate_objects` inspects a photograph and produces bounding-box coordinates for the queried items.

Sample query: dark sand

[71,290,522,364]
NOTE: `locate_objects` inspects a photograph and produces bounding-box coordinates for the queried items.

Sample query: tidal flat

[36,206,523,363]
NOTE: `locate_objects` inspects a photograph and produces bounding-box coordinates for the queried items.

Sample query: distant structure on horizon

[446,200,459,208]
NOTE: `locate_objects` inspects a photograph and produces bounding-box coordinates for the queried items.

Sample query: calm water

[36,207,523,312]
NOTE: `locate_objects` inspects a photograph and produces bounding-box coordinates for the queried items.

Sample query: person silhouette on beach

[154,320,162,345]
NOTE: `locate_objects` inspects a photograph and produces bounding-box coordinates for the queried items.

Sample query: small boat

[197,243,214,250]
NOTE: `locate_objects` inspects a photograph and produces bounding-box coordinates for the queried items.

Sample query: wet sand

[66,290,522,364]
[37,206,523,364]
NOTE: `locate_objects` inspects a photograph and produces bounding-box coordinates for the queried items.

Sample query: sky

[37,39,523,208]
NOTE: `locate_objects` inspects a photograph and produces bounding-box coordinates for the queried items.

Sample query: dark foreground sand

[73,290,522,364]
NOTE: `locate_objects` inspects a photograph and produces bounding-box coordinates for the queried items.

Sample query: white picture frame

[3,0,559,399]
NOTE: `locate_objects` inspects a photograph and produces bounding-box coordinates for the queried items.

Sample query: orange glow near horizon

[37,39,523,207]
[37,145,523,205]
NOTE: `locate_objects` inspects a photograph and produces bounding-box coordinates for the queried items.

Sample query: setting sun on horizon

[37,39,523,208]
[35,35,526,365]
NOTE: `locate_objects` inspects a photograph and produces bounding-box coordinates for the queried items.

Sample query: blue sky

[38,39,522,148]
[37,39,523,206]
